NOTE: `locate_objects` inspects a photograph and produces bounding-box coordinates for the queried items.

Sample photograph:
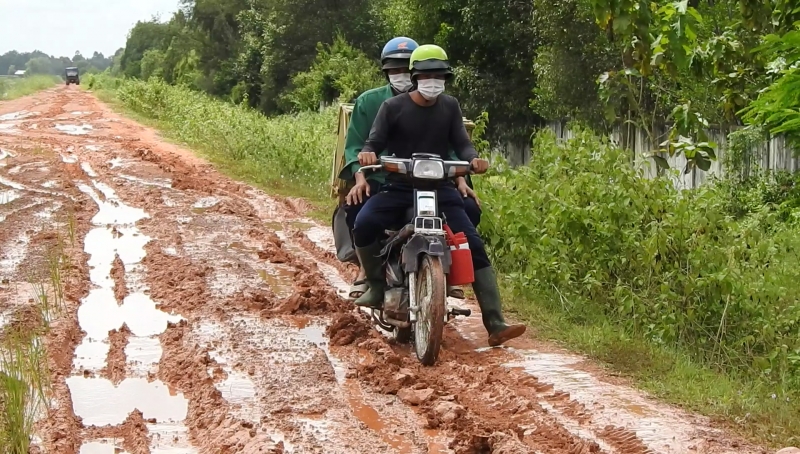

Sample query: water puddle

[341,381,422,453]
[79,440,129,454]
[503,350,708,453]
[191,196,219,213]
[70,174,194,444]
[67,376,188,426]
[60,153,78,164]
[215,373,257,404]
[0,175,25,190]
[149,422,198,453]
[258,265,295,298]
[78,183,148,225]
[55,123,93,135]
[0,189,20,205]
[81,162,97,177]
[78,291,183,340]
[0,124,19,134]
[73,339,111,371]
[0,111,33,121]
[0,202,60,274]
[0,200,44,223]
[304,226,336,252]
[118,173,172,189]
[298,324,347,384]
[86,145,103,152]
[264,221,314,232]
[125,336,162,375]
[274,231,350,296]
[0,148,13,162]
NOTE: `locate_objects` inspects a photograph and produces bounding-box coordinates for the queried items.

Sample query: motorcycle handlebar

[356,161,477,175]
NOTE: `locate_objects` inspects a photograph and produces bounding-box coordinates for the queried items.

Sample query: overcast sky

[0,0,180,57]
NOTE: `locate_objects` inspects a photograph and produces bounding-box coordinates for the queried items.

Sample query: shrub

[477,127,800,384]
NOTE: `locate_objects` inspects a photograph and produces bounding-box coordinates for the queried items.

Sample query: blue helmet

[381,37,419,70]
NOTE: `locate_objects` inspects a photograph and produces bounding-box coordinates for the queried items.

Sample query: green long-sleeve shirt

[337,84,469,186]
[338,85,394,184]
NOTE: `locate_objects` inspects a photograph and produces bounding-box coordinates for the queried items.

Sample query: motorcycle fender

[402,235,451,273]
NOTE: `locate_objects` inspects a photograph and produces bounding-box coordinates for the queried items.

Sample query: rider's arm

[339,98,371,181]
[448,98,479,163]
[362,100,392,156]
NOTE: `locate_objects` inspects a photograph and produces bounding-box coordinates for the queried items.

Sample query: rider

[338,37,481,300]
[351,44,526,347]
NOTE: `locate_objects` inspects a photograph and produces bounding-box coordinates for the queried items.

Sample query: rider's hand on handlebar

[471,158,489,174]
[358,151,378,166]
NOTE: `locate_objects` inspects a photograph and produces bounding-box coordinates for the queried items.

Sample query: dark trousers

[345,181,481,231]
[353,185,491,271]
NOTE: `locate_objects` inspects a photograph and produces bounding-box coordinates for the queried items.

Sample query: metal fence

[536,121,800,189]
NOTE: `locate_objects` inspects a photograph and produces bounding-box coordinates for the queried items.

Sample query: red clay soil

[99,323,131,384]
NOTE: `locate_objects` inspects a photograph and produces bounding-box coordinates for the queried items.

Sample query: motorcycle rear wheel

[413,255,445,365]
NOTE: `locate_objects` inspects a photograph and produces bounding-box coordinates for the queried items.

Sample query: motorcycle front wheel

[413,254,446,365]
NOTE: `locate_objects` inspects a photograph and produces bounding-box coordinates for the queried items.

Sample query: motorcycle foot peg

[450,308,471,317]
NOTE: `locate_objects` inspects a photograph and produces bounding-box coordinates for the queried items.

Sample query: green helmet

[409,44,453,80]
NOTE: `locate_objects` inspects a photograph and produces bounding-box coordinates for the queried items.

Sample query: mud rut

[0,86,764,454]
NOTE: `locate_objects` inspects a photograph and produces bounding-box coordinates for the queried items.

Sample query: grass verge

[0,76,59,101]
[87,77,335,223]
[501,284,798,448]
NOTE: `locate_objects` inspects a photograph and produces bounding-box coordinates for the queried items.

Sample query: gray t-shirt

[362,93,479,165]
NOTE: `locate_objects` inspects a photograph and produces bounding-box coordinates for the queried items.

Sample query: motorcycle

[357,153,475,366]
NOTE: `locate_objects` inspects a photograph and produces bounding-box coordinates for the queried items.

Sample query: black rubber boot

[472,267,526,346]
[353,242,385,308]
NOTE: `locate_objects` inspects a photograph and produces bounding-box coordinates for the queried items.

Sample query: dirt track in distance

[0,85,768,453]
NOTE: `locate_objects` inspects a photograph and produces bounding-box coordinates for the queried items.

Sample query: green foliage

[120,20,173,79]
[114,78,336,198]
[235,0,382,113]
[280,36,384,111]
[0,76,58,101]
[140,49,166,81]
[740,25,800,147]
[422,0,541,143]
[0,50,112,78]
[716,126,800,223]
[477,127,800,385]
[84,72,123,91]
[531,0,615,125]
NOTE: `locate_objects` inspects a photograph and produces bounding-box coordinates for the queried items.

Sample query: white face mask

[389,73,412,92]
[417,78,445,100]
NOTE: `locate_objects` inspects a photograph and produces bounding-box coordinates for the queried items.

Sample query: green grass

[500,283,799,448]
[89,76,335,222]
[0,75,59,101]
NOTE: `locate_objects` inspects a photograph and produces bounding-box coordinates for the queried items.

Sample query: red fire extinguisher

[444,224,474,286]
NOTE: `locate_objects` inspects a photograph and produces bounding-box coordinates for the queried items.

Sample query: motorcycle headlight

[412,160,445,179]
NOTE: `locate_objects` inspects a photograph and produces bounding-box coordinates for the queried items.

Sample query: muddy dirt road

[0,86,767,453]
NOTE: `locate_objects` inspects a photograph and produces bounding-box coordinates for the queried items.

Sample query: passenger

[338,37,481,300]
[351,44,526,347]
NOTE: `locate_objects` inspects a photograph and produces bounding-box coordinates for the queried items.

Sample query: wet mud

[0,86,768,453]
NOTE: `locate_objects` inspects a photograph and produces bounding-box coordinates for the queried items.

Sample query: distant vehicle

[65,67,80,85]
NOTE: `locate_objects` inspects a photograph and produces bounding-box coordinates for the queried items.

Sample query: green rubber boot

[353,242,385,308]
[472,267,526,347]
